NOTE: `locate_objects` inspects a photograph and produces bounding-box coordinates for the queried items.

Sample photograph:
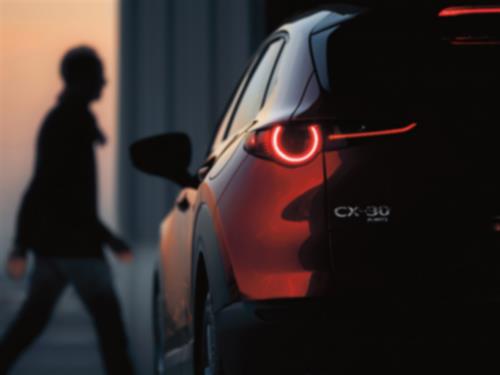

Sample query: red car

[131,3,500,374]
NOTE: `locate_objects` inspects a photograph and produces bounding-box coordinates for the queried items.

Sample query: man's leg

[66,259,134,375]
[0,256,66,374]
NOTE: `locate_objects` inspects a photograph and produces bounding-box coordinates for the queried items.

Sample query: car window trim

[260,39,286,108]
[222,32,288,141]
[205,52,259,158]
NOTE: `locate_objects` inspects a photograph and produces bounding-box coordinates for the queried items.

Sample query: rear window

[311,10,500,120]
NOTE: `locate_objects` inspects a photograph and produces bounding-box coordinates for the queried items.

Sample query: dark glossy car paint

[132,3,500,374]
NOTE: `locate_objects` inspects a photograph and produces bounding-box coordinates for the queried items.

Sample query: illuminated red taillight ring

[271,125,321,165]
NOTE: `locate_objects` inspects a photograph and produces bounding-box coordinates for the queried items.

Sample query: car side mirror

[130,133,199,188]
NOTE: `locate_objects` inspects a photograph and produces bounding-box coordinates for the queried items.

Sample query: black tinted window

[227,39,284,137]
[311,14,500,121]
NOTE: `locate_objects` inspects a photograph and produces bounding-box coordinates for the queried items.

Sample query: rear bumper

[215,297,500,375]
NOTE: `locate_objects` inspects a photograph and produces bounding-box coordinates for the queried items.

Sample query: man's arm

[97,221,134,262]
[7,113,61,279]
[12,187,40,257]
[6,191,34,279]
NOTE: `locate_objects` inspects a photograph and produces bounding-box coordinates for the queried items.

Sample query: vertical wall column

[119,0,171,245]
[119,0,266,246]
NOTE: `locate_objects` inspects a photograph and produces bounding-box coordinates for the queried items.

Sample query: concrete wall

[119,0,265,245]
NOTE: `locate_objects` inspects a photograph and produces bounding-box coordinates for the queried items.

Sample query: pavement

[0,247,157,375]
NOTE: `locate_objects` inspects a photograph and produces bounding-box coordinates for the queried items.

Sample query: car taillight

[324,121,417,150]
[244,122,417,164]
[244,124,322,166]
[328,122,417,141]
[439,6,500,17]
[438,5,500,45]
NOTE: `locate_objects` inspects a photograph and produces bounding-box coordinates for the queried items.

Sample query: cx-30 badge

[334,206,391,223]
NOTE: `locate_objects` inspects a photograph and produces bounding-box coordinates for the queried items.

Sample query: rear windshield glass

[311,12,500,120]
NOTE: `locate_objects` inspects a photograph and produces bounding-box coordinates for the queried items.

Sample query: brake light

[328,122,417,141]
[244,124,322,166]
[272,125,321,164]
[245,122,416,164]
[439,6,500,17]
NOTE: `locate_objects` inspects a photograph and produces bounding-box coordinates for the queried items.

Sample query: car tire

[153,274,167,375]
[200,292,224,375]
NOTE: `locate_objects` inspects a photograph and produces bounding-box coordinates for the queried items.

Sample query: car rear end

[217,5,500,374]
[308,3,500,301]
[305,4,500,371]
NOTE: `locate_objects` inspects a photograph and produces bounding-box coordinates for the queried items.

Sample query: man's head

[61,46,106,102]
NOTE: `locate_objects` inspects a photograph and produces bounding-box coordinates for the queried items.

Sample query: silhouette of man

[0,46,134,375]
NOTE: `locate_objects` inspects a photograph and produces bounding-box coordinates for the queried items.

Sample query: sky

[0,0,118,259]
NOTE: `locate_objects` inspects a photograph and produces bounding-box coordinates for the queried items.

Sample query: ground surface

[0,248,156,374]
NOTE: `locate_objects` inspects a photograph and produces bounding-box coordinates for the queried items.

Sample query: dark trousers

[0,256,134,375]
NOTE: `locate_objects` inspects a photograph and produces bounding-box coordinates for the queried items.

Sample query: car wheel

[201,292,223,375]
[153,275,167,375]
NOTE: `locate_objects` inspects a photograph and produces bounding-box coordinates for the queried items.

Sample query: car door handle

[197,156,216,181]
